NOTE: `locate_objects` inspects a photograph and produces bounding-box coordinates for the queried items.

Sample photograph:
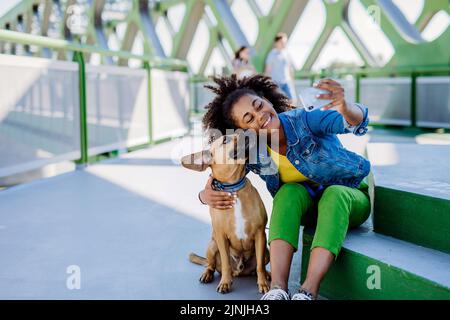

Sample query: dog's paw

[199,270,214,283]
[257,271,270,293]
[257,279,270,294]
[216,281,232,294]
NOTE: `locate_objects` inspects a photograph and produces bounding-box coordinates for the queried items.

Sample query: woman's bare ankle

[299,282,318,297]
[270,282,288,292]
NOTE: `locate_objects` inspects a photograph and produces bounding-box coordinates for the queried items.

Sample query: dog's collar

[212,176,247,192]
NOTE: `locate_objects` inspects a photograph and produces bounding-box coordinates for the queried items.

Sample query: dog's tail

[189,252,207,266]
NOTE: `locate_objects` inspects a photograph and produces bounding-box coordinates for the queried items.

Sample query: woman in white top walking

[232,46,257,79]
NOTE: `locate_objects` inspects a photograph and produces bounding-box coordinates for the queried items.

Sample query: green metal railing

[0,29,190,166]
[295,65,450,81]
[0,29,188,70]
[190,65,450,130]
[295,65,450,129]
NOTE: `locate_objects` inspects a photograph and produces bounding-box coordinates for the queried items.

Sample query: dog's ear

[180,150,212,171]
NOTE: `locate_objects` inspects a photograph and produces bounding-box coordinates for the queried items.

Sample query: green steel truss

[0,0,448,75]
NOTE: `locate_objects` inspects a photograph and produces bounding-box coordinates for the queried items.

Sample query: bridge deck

[0,136,294,300]
[1,127,449,299]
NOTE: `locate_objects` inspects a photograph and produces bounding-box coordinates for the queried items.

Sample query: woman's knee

[319,185,352,207]
[274,183,310,206]
[318,184,370,227]
[269,183,312,250]
[317,186,353,223]
[322,185,350,196]
[272,183,311,222]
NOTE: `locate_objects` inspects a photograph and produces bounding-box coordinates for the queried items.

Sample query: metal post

[144,61,153,144]
[411,72,417,128]
[188,79,196,134]
[73,51,89,165]
[356,73,361,102]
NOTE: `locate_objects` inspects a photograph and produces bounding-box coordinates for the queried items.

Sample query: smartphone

[298,87,332,112]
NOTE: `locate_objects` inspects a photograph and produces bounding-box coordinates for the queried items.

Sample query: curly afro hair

[202,74,295,141]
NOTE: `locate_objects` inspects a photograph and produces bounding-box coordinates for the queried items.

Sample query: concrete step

[367,143,450,253]
[301,227,450,300]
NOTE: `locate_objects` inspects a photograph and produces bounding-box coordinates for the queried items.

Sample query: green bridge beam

[0,0,448,74]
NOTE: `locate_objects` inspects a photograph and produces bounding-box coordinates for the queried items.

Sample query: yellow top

[267,146,311,184]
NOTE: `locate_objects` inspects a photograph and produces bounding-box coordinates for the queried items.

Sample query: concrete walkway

[3,124,446,299]
[0,135,304,300]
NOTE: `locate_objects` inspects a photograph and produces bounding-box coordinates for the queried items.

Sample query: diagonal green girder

[170,0,205,59]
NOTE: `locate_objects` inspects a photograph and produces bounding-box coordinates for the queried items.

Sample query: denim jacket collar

[250,111,302,177]
[252,111,302,168]
[278,111,300,147]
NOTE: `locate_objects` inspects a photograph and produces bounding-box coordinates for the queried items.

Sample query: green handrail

[188,65,450,83]
[293,65,449,130]
[0,29,188,70]
[295,65,450,79]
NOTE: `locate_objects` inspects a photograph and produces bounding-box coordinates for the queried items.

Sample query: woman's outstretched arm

[304,79,369,137]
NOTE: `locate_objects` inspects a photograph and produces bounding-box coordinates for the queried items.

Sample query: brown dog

[181,133,270,294]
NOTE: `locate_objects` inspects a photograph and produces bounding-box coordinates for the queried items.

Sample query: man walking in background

[265,32,297,104]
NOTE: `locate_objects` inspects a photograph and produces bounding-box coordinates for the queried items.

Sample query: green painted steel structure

[374,186,450,254]
[0,0,448,74]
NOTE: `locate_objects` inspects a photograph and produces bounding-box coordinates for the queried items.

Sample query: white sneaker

[291,289,315,300]
[260,286,290,300]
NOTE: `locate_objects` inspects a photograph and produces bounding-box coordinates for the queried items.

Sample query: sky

[0,0,20,16]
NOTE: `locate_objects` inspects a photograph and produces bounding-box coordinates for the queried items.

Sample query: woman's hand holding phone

[313,79,349,115]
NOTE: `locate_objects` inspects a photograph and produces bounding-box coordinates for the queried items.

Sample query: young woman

[198,74,371,300]
[232,46,256,79]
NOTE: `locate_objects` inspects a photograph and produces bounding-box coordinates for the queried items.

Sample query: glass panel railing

[294,79,313,107]
[0,29,190,186]
[85,64,150,156]
[193,82,215,113]
[338,77,357,105]
[151,69,190,142]
[0,54,81,178]
[360,77,412,125]
[416,76,450,129]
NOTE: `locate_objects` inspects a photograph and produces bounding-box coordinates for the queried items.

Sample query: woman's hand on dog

[200,176,237,209]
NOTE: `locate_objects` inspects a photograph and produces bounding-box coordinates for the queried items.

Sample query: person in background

[232,46,257,79]
[265,32,297,104]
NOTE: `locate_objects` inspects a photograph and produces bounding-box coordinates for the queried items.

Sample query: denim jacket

[246,104,371,198]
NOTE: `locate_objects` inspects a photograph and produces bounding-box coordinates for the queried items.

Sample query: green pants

[268,180,371,257]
